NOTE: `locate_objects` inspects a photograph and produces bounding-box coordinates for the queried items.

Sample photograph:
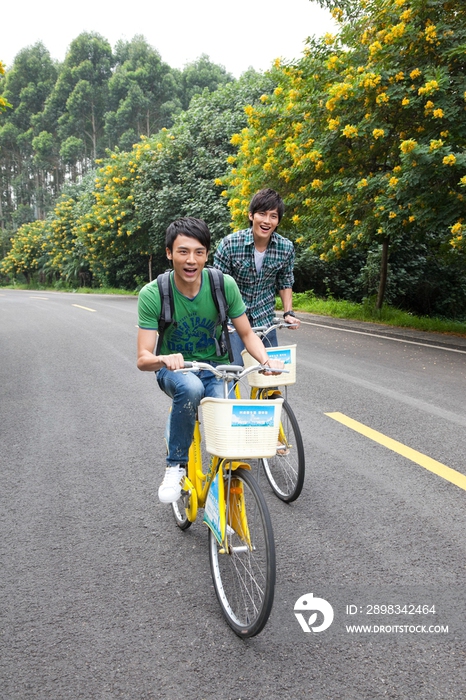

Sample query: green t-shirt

[138,269,246,363]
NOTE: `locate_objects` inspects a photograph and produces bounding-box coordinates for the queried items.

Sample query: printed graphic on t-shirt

[166,313,217,355]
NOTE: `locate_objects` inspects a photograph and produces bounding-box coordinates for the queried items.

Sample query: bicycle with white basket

[239,318,305,503]
[170,360,287,638]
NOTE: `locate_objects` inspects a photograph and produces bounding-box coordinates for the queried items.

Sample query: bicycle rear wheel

[208,467,275,638]
[261,397,305,502]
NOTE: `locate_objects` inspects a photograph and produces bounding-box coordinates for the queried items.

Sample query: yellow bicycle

[169,361,284,638]
[239,319,305,503]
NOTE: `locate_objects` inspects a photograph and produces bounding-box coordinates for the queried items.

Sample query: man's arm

[231,313,282,373]
[213,238,232,275]
[137,328,184,371]
[278,288,301,329]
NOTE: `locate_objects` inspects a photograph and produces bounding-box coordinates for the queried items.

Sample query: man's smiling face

[166,234,208,295]
[249,208,280,248]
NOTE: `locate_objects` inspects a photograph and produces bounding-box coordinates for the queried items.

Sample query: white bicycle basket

[200,397,284,458]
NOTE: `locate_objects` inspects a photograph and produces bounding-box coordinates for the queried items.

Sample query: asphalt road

[1,289,465,700]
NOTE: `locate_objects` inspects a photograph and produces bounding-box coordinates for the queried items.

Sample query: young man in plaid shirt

[213,188,300,364]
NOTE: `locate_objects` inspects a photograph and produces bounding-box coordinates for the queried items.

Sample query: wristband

[283,310,296,318]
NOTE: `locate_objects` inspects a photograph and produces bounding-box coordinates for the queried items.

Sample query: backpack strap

[155,270,175,356]
[207,266,234,362]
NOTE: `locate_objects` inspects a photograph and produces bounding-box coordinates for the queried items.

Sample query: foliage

[290,289,466,332]
[0,219,47,282]
[0,60,11,111]
[74,142,154,286]
[0,34,236,233]
[224,0,466,313]
[133,69,275,278]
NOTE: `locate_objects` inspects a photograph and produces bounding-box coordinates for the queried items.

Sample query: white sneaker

[158,465,186,504]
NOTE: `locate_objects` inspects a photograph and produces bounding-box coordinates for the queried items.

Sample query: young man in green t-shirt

[137,217,281,504]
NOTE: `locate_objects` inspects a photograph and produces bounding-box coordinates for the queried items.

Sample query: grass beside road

[281,291,466,338]
[4,282,466,337]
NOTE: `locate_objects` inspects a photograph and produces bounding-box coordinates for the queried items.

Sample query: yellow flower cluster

[400,139,417,153]
[362,72,382,89]
[342,125,358,138]
[443,154,456,166]
[424,22,437,44]
[376,92,389,104]
[418,80,439,96]
[369,41,383,57]
[384,22,406,43]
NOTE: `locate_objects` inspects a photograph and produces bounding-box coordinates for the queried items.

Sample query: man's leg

[157,367,205,465]
[228,329,246,366]
[263,328,278,349]
[156,368,205,503]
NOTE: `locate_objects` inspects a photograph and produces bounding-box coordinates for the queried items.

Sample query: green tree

[179,54,235,109]
[0,60,12,112]
[74,143,153,287]
[225,0,466,313]
[133,69,275,279]
[104,36,181,150]
[0,44,58,226]
[0,219,47,282]
[42,32,113,166]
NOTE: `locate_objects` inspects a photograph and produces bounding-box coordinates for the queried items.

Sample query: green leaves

[225,0,466,310]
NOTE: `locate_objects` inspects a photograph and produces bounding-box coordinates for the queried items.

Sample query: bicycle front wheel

[208,467,275,638]
[261,398,305,502]
[171,487,193,530]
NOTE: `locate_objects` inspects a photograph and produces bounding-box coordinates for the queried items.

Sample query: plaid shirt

[213,227,295,326]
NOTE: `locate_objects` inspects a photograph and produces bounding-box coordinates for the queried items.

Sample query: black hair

[165,217,211,252]
[249,188,285,223]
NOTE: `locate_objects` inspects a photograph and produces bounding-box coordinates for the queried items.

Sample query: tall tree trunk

[148,254,153,282]
[376,237,390,310]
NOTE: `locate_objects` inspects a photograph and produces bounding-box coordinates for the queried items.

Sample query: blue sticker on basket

[266,348,292,364]
[231,404,275,427]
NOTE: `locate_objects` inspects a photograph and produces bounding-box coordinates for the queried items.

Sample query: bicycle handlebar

[250,317,299,337]
[175,361,288,381]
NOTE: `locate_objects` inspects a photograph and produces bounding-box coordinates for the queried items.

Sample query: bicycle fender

[221,460,251,471]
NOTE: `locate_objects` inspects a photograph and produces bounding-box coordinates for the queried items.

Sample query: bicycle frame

[180,406,252,547]
[169,361,282,636]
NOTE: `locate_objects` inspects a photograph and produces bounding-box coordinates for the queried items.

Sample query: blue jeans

[229,328,278,366]
[157,366,229,466]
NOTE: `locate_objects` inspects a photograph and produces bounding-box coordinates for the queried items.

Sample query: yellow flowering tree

[0,60,11,112]
[1,220,47,282]
[74,139,157,286]
[225,0,466,313]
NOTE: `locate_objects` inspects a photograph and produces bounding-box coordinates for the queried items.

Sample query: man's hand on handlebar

[283,313,301,330]
[161,353,185,371]
[261,358,284,376]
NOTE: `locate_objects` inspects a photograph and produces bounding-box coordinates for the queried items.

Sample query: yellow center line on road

[325,411,466,492]
[72,303,97,313]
